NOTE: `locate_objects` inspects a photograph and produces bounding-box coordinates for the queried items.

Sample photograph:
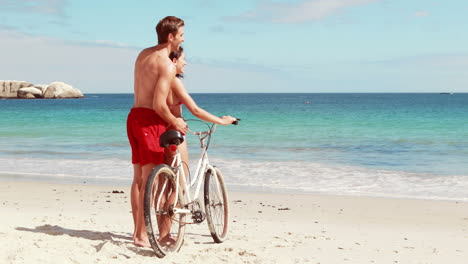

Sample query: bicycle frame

[168,123,219,216]
[145,119,236,257]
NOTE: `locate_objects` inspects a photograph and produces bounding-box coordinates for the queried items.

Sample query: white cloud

[3,28,468,93]
[414,10,430,17]
[361,54,468,92]
[369,54,468,68]
[0,29,292,93]
[0,0,70,32]
[228,0,378,23]
[93,40,135,48]
[0,29,138,93]
[0,0,68,16]
[184,58,292,93]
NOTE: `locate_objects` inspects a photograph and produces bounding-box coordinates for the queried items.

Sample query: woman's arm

[172,78,236,125]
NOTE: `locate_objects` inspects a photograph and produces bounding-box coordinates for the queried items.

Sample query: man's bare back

[132,45,187,133]
[133,46,174,110]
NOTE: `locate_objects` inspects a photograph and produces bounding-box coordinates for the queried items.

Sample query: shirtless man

[126,16,188,247]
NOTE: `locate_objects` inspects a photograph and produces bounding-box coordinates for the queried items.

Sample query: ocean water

[1,93,467,201]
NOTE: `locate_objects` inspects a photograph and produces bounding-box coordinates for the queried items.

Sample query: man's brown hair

[156,16,184,44]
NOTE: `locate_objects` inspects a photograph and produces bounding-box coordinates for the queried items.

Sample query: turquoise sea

[1,93,467,201]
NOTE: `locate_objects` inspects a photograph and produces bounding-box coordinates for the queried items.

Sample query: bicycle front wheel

[144,164,186,258]
[204,167,229,243]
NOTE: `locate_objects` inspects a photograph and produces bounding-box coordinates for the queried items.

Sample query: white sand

[1,180,467,264]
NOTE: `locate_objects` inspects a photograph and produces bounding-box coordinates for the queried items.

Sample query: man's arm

[153,63,187,133]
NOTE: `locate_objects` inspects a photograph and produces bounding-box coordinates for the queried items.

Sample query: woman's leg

[178,140,189,181]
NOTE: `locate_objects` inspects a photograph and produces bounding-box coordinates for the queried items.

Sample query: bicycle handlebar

[186,118,240,136]
[184,118,240,150]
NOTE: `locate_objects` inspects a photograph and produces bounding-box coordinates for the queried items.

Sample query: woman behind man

[166,46,237,170]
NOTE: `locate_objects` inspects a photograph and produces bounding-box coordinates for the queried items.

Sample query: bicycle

[144,119,239,258]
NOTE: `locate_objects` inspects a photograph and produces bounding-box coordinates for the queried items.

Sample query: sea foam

[1,156,467,201]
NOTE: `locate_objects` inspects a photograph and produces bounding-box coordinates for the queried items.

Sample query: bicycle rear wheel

[204,167,229,243]
[144,164,186,258]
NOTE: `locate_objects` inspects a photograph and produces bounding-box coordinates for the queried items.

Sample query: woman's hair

[155,16,184,44]
[169,46,184,78]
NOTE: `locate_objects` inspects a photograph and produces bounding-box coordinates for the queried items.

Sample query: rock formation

[0,80,84,99]
[18,87,43,99]
[43,82,84,99]
[0,81,33,98]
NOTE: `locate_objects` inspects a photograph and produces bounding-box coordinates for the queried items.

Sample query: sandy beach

[0,180,467,264]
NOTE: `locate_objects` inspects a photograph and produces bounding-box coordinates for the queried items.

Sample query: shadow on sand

[16,224,155,257]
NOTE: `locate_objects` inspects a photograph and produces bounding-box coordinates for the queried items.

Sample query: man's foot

[134,237,151,248]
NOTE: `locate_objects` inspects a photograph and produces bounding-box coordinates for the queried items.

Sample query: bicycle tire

[204,167,229,243]
[144,164,186,258]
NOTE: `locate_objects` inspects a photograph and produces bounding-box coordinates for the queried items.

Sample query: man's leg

[133,162,155,247]
[131,164,142,241]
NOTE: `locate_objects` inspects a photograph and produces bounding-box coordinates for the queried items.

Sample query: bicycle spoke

[213,205,224,232]
[205,169,228,239]
[144,165,186,258]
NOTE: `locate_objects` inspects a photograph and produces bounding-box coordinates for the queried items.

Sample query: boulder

[18,87,43,98]
[0,81,8,97]
[43,82,84,99]
[0,80,34,98]
[18,92,36,99]
[1,80,83,99]
[2,81,12,98]
[34,84,49,94]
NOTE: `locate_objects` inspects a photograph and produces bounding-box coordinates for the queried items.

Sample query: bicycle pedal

[192,209,205,224]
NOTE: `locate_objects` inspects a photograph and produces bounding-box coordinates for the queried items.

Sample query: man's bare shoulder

[137,47,174,72]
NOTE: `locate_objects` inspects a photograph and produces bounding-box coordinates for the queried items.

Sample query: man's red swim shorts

[126,107,167,166]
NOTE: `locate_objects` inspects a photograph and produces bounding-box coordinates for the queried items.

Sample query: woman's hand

[172,117,188,134]
[220,116,237,125]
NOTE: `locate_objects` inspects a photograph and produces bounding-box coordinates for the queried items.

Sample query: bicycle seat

[159,130,185,148]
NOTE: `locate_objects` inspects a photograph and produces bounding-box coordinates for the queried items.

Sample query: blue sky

[1,0,468,93]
